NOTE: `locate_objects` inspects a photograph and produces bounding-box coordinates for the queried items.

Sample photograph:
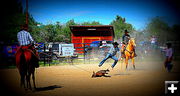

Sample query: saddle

[121,44,136,58]
[15,45,39,68]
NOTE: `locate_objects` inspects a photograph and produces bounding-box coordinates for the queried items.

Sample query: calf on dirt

[92,69,110,78]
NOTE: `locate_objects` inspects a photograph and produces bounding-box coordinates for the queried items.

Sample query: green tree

[110,15,134,40]
[0,0,39,43]
[61,19,77,42]
[146,16,170,44]
[81,21,102,25]
[53,22,63,42]
[170,24,180,41]
[0,0,25,43]
[30,24,47,42]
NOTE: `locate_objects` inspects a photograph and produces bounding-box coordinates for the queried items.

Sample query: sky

[21,0,180,30]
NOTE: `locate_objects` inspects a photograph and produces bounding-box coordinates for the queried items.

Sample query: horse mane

[128,38,135,45]
[129,37,135,40]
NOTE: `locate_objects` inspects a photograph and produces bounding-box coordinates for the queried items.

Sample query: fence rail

[0,41,179,68]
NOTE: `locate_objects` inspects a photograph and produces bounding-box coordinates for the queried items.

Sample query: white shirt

[151,37,156,44]
[101,44,119,56]
[164,48,173,58]
[17,30,34,46]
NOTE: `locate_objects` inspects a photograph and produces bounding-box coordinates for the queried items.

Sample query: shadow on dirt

[126,68,145,71]
[35,85,62,92]
[168,71,180,74]
[113,73,131,76]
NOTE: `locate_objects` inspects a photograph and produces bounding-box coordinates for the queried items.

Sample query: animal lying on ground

[92,69,110,77]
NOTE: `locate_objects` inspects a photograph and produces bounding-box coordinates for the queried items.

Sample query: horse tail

[20,51,27,71]
[19,50,30,88]
[15,51,21,70]
[15,48,24,70]
[23,49,33,63]
[15,48,32,74]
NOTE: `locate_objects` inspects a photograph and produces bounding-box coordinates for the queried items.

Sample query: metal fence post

[83,43,85,64]
[44,43,46,66]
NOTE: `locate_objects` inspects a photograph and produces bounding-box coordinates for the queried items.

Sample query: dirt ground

[0,52,180,96]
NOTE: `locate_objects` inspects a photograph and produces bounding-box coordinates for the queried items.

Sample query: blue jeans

[99,53,118,68]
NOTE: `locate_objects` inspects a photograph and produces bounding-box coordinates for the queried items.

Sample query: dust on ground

[0,51,179,96]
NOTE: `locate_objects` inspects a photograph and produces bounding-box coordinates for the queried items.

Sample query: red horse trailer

[70,25,115,53]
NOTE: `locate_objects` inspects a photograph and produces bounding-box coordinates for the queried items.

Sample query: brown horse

[15,45,38,90]
[120,38,136,69]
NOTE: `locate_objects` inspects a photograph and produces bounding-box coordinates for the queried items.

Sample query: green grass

[0,65,16,69]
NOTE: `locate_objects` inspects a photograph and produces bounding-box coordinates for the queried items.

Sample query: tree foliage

[110,15,134,40]
[0,0,135,44]
[0,0,26,43]
[81,21,102,25]
[0,0,38,43]
[30,20,103,43]
[145,16,179,44]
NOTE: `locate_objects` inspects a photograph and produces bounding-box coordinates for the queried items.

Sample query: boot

[121,52,125,58]
[134,53,137,57]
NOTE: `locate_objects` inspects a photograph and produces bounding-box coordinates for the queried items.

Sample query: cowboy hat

[112,42,119,45]
[124,29,129,33]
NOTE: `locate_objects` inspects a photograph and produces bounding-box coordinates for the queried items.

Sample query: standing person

[16,24,39,68]
[150,36,156,45]
[163,42,173,72]
[150,35,158,49]
[99,42,119,69]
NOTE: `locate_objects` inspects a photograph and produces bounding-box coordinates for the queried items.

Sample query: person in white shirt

[163,42,173,72]
[17,25,34,46]
[16,24,39,68]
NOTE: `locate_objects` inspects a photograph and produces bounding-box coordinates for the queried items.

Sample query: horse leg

[29,74,32,90]
[125,57,129,69]
[26,72,32,90]
[20,64,27,89]
[19,54,27,89]
[26,74,29,89]
[32,70,36,89]
[120,58,124,70]
[132,57,135,69]
[20,72,25,88]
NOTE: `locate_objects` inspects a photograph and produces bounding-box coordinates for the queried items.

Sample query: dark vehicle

[51,43,61,59]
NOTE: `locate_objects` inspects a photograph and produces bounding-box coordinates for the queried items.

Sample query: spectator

[163,42,173,72]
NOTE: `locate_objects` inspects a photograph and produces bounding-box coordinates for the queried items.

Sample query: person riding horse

[121,30,136,58]
[122,30,130,45]
[16,24,39,68]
